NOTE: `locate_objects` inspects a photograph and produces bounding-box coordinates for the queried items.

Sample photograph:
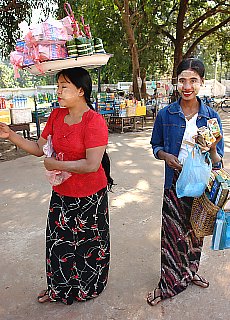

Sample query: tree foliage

[157,0,230,80]
[0,1,229,92]
[0,61,55,87]
[56,1,229,94]
[0,0,30,58]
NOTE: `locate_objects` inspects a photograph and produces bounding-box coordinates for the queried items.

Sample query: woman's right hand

[157,150,182,170]
[164,153,183,171]
[0,122,11,139]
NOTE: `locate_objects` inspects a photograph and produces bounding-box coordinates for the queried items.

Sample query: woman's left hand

[209,133,223,164]
[210,133,223,151]
[44,156,60,171]
[195,133,222,153]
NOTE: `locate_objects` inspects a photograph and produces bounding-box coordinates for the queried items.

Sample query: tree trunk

[172,0,188,83]
[115,0,141,100]
[132,44,141,100]
[141,68,147,100]
[172,44,183,83]
[170,0,188,102]
[170,44,183,102]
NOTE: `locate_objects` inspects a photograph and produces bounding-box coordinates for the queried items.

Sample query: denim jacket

[150,97,224,190]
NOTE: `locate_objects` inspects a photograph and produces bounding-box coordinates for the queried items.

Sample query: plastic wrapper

[61,16,74,38]
[207,118,220,138]
[42,17,69,41]
[15,39,26,52]
[11,38,68,77]
[10,51,24,78]
[81,16,92,38]
[10,40,34,77]
[21,18,69,44]
[64,2,84,38]
[37,43,68,61]
[15,39,34,65]
[195,126,216,150]
[43,135,72,186]
[94,38,106,53]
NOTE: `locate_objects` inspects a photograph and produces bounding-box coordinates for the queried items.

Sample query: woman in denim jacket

[147,58,224,306]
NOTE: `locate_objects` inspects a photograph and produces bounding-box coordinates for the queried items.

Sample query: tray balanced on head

[22,53,113,76]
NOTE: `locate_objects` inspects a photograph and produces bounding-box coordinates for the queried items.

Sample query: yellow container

[120,102,126,109]
[27,97,35,108]
[126,99,133,107]
[0,109,11,124]
[136,106,146,116]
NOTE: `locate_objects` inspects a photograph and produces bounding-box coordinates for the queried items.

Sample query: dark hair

[57,67,92,107]
[57,67,114,190]
[176,58,205,78]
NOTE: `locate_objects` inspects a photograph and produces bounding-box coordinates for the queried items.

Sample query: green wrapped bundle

[94,38,106,53]
[86,38,94,55]
[66,38,78,57]
[76,37,90,56]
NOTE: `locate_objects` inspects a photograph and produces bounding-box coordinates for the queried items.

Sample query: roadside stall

[10,99,32,139]
[0,94,32,139]
[0,86,59,139]
[96,92,146,133]
[108,98,146,133]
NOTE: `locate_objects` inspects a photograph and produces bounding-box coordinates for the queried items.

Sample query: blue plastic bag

[176,145,212,198]
[212,210,230,250]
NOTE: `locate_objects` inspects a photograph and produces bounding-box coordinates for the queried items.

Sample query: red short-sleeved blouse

[41,108,108,198]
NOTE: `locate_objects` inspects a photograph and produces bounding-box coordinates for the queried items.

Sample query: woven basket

[190,192,220,238]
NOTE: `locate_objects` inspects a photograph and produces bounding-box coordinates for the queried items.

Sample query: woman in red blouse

[0,67,111,305]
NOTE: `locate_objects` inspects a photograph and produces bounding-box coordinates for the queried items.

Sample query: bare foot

[192,274,209,288]
[147,288,162,306]
[37,289,50,303]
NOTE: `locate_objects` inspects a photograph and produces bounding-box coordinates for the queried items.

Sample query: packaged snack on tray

[15,39,26,52]
[38,43,68,61]
[207,118,220,138]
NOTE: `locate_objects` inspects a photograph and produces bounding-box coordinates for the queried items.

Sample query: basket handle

[64,2,83,37]
[64,2,75,20]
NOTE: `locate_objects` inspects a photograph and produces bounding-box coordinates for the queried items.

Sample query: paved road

[0,112,230,320]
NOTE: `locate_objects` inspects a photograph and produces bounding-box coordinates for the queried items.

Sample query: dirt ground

[0,117,152,162]
[0,113,230,320]
[0,123,45,162]
[0,140,28,162]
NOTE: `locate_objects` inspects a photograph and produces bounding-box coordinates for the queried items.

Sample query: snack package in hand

[195,126,216,150]
[207,118,220,138]
[43,135,72,186]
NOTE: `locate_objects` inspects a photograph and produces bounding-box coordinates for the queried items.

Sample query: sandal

[37,289,51,303]
[147,288,162,306]
[191,274,209,288]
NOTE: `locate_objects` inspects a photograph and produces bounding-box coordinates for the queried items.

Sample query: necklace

[182,100,199,118]
[184,112,196,118]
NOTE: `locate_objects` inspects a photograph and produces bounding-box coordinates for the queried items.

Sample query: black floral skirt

[45,187,110,305]
[159,173,204,299]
